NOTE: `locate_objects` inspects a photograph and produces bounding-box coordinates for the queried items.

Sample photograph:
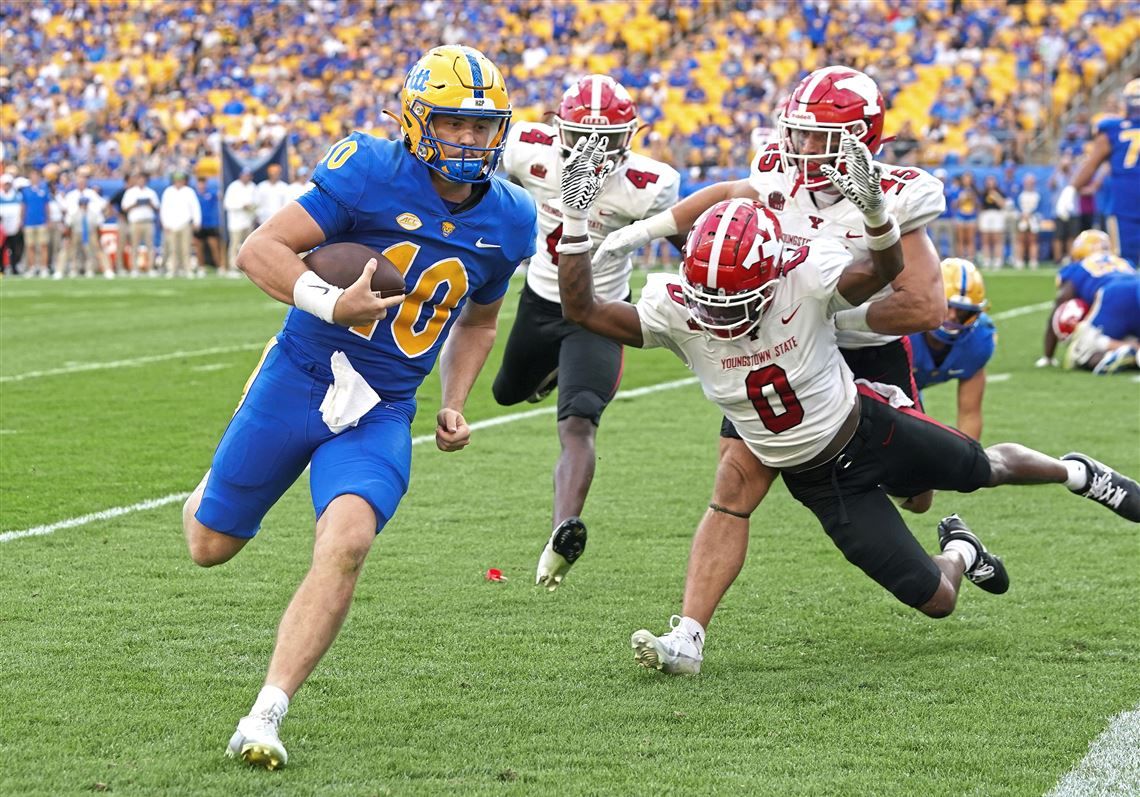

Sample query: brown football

[302,242,406,297]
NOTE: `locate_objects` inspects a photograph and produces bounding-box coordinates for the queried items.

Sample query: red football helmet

[1052,297,1090,341]
[778,66,886,192]
[680,199,782,339]
[554,74,638,164]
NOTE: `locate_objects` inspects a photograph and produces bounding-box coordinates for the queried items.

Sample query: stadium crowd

[0,0,1137,275]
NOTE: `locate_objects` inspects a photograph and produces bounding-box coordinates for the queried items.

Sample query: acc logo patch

[530,164,548,179]
[441,221,456,237]
[767,191,785,211]
[396,212,422,231]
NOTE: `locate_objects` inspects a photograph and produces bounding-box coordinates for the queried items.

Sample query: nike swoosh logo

[948,369,965,375]
[845,231,862,239]
[781,305,801,324]
[598,209,615,216]
[475,238,501,249]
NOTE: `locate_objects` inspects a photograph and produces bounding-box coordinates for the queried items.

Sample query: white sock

[251,685,289,717]
[1063,459,1089,491]
[678,616,706,650]
[943,539,978,570]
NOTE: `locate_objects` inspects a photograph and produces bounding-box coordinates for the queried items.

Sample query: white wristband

[293,270,345,324]
[641,209,679,240]
[865,217,900,251]
[834,304,872,332]
[561,212,588,238]
[556,235,592,255]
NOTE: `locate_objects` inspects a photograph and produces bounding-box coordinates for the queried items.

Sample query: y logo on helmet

[834,74,881,115]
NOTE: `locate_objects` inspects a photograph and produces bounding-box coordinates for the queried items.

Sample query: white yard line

[1045,704,1140,797]
[991,300,1053,320]
[0,376,699,543]
[0,343,267,383]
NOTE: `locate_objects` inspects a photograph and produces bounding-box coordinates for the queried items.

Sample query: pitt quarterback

[491,74,680,591]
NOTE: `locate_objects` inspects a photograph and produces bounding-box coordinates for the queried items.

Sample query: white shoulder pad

[885,165,946,234]
[637,272,697,351]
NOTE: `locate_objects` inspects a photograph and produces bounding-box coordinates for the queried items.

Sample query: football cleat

[535,516,587,591]
[226,707,288,770]
[630,616,703,675]
[1092,345,1138,376]
[937,514,1009,594]
[526,368,559,404]
[1062,453,1140,522]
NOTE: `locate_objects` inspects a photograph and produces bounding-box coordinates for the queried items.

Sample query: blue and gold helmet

[1124,78,1140,119]
[934,257,988,343]
[395,45,512,183]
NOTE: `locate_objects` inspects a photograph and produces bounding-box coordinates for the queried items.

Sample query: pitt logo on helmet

[392,45,512,184]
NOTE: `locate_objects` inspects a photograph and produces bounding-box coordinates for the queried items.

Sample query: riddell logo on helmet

[580,115,609,125]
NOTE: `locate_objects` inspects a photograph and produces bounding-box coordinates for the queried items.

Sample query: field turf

[1,270,1137,796]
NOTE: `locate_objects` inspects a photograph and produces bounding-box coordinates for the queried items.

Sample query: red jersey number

[746,365,804,433]
[626,169,659,190]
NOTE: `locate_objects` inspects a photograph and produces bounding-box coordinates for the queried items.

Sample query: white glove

[1055,185,1077,222]
[591,220,653,271]
[560,132,613,222]
[1035,356,1058,368]
[819,132,888,227]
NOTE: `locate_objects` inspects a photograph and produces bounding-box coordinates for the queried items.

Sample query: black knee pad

[557,389,608,426]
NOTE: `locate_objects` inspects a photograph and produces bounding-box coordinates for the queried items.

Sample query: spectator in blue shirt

[194,175,222,273]
[20,169,52,276]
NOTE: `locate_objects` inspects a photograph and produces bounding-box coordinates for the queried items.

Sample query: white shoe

[630,615,703,675]
[535,517,587,591]
[226,707,288,769]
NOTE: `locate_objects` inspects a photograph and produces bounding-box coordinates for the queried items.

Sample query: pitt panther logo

[808,215,824,229]
[530,164,548,179]
[767,191,785,211]
[441,221,456,237]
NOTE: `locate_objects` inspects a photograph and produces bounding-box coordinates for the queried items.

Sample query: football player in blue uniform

[1065,273,1140,375]
[181,45,537,769]
[909,259,996,443]
[1060,79,1140,264]
[1038,230,1136,367]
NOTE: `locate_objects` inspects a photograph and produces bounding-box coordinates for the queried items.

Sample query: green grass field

[1,270,1137,796]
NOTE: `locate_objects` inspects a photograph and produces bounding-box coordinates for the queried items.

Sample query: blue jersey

[1089,275,1140,341]
[196,184,220,228]
[20,184,51,226]
[291,133,538,401]
[908,314,997,389]
[1098,117,1140,220]
[1057,252,1136,304]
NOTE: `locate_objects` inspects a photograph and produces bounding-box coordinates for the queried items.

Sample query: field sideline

[1,270,1137,796]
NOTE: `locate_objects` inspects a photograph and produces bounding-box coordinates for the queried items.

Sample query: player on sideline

[557,132,1140,674]
[908,259,996,441]
[181,45,537,768]
[1037,230,1135,368]
[493,74,681,591]
[586,66,947,629]
[1057,79,1140,265]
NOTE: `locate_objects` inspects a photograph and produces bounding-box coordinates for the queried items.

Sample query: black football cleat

[1061,453,1140,522]
[536,516,587,591]
[938,514,1009,594]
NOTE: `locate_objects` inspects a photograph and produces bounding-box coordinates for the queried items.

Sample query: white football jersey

[637,239,858,468]
[503,121,680,303]
[747,143,945,348]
